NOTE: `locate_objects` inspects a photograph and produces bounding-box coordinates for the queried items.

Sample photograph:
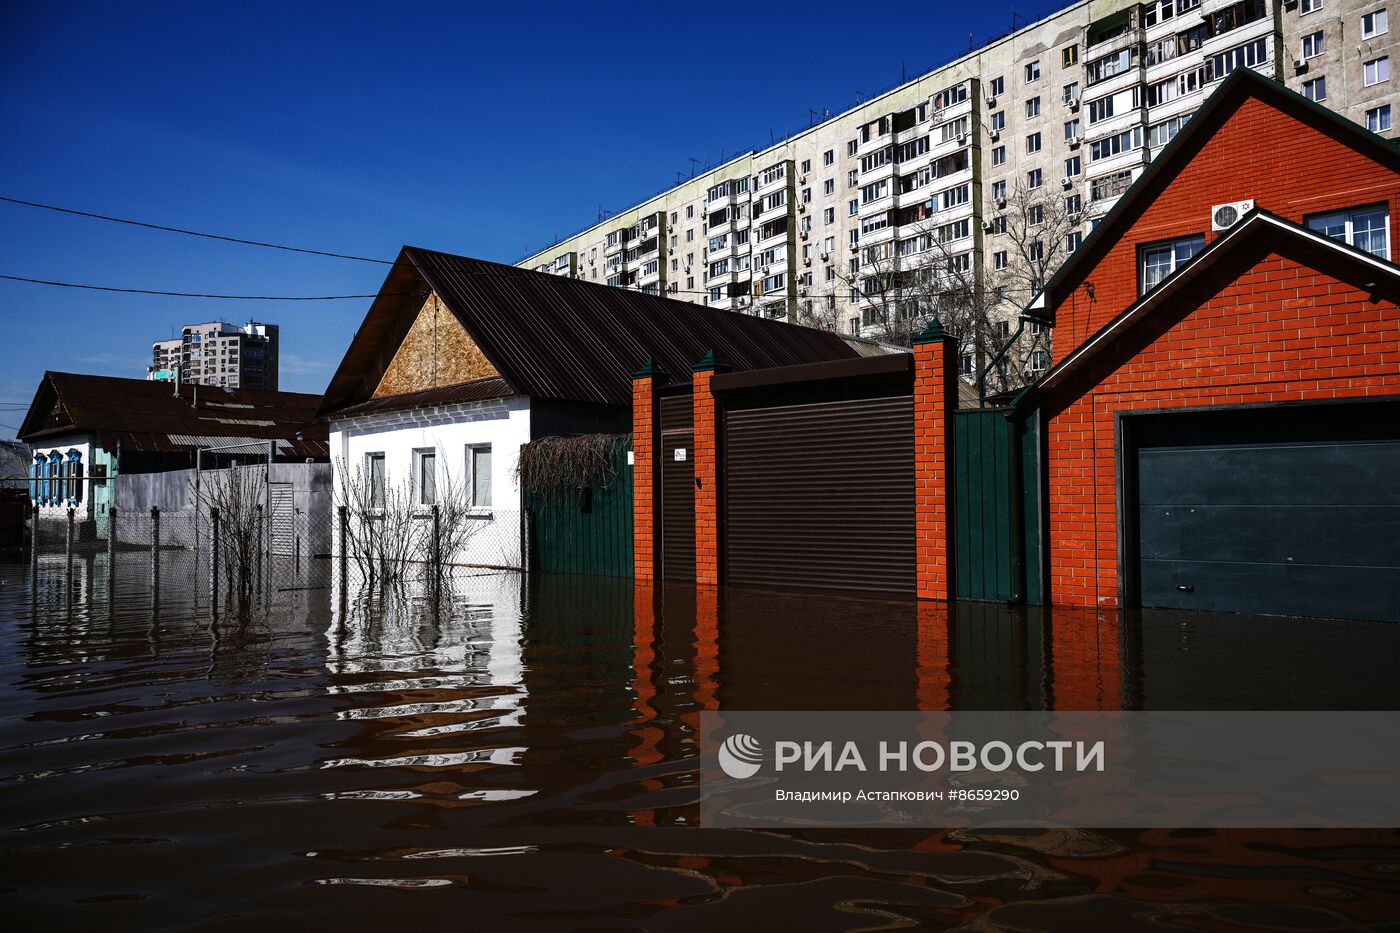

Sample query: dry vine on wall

[517,434,630,504]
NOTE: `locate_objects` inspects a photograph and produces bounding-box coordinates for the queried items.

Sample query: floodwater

[2,552,1399,931]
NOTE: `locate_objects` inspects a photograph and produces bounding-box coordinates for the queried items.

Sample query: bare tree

[191,463,265,609]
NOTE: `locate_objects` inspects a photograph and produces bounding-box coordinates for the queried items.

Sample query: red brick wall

[693,368,719,586]
[914,332,956,601]
[632,375,662,581]
[1045,248,1400,607]
[1054,95,1400,351]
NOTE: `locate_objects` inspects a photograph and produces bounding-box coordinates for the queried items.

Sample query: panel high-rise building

[519,0,1397,381]
[148,320,279,391]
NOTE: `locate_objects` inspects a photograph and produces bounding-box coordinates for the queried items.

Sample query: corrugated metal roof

[19,372,328,458]
[318,248,860,417]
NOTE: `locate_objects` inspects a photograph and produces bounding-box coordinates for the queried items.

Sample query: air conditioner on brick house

[1211,199,1255,231]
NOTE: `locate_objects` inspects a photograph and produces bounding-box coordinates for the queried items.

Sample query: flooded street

[2,554,1399,931]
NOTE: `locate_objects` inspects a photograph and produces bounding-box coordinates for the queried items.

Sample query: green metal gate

[525,439,634,577]
[955,408,1040,603]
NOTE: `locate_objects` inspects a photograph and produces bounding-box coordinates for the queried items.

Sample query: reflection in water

[0,555,1397,929]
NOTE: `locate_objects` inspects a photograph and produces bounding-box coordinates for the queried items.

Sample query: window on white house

[367,452,385,510]
[468,445,492,507]
[1364,56,1390,86]
[1139,234,1205,293]
[1367,104,1393,132]
[1362,8,1387,38]
[1306,203,1390,258]
[415,449,436,506]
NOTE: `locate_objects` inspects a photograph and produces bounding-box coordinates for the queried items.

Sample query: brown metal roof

[19,372,328,458]
[318,247,860,417]
[330,376,517,419]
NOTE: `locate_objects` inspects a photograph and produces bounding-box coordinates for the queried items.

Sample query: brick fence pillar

[632,358,670,582]
[691,350,730,586]
[913,319,957,601]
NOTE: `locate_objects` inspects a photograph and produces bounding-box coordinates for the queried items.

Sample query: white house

[316,246,866,571]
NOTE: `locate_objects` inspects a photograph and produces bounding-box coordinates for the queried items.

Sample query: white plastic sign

[674,448,687,462]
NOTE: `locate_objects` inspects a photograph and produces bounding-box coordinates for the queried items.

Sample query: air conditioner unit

[800,230,809,239]
[800,175,807,184]
[1293,57,1308,72]
[985,95,997,107]
[798,202,807,212]
[988,129,1000,141]
[1211,199,1255,231]
[804,257,812,266]
[981,220,995,231]
[1068,98,1080,112]
[1068,136,1081,149]
[957,133,969,144]
[820,252,830,261]
[849,241,859,252]
[1061,176,1073,189]
[799,287,809,296]
[994,195,1007,209]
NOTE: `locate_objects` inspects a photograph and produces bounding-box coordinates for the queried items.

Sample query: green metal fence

[525,440,633,577]
[954,408,1041,603]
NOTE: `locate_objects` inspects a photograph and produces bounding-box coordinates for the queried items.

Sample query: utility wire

[0,274,400,301]
[0,195,393,265]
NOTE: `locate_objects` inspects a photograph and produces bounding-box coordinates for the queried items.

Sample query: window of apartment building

[802,187,812,204]
[1139,234,1205,293]
[1306,203,1390,258]
[1063,81,1081,106]
[1026,132,1042,153]
[1367,103,1393,131]
[800,159,811,174]
[990,111,1005,131]
[1365,56,1390,86]
[1029,240,1045,263]
[824,149,835,166]
[991,179,1007,200]
[848,198,859,215]
[1303,76,1327,101]
[823,178,835,195]
[671,258,678,272]
[686,206,693,218]
[1363,9,1388,38]
[669,235,677,249]
[1087,94,1113,125]
[847,139,859,156]
[1065,155,1082,177]
[1066,230,1083,253]
[1091,168,1135,201]
[467,445,492,508]
[1091,126,1143,161]
[1026,96,1041,118]
[1299,0,1322,13]
[824,236,836,253]
[1025,60,1040,82]
[992,145,1006,166]
[1063,45,1080,68]
[848,169,859,187]
[414,448,437,506]
[1143,0,1174,27]
[993,250,1009,270]
[1147,114,1189,147]
[686,229,694,242]
[1027,204,1045,226]
[1027,168,1043,188]
[1064,118,1080,140]
[366,453,385,510]
[860,180,889,204]
[1065,193,1082,214]
[1301,30,1325,59]
[989,75,1004,97]
[670,211,677,224]
[824,206,835,224]
[1085,47,1136,85]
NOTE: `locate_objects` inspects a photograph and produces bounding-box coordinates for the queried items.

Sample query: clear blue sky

[0,0,1049,433]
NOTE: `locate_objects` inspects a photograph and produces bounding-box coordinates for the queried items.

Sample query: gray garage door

[1133,403,1400,622]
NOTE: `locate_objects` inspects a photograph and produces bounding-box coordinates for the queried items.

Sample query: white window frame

[1301,30,1325,59]
[1367,103,1393,132]
[1138,234,1205,294]
[1305,203,1391,259]
[413,448,437,507]
[1302,76,1327,101]
[465,443,493,509]
[1362,8,1388,39]
[1364,56,1390,86]
[366,451,386,511]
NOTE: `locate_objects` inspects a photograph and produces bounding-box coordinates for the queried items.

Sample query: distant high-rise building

[147,320,279,391]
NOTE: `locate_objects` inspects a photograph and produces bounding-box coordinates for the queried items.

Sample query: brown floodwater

[2,552,1399,931]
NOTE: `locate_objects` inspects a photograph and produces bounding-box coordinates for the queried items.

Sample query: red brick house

[1021,70,1400,621]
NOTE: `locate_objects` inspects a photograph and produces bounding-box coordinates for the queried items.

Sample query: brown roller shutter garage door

[722,387,915,593]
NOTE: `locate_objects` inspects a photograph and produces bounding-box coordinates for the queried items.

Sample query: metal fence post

[210,507,220,610]
[338,504,348,594]
[150,506,160,594]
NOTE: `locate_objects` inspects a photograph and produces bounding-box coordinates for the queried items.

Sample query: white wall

[330,395,531,569]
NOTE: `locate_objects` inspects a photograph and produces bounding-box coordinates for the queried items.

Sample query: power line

[0,274,398,301]
[0,195,393,265]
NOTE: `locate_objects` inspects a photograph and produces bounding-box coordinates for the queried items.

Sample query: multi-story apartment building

[147,320,280,391]
[520,0,1397,383]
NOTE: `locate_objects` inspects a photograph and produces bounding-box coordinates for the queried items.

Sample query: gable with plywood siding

[373,291,499,398]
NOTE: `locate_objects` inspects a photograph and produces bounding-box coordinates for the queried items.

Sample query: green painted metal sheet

[526,439,634,577]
